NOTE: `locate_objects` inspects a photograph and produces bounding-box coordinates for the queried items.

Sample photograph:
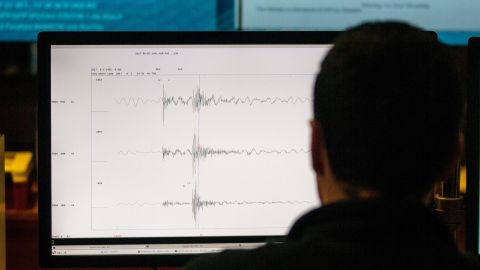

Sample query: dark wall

[0,75,36,151]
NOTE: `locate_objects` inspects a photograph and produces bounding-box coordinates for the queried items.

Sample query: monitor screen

[467,37,480,256]
[241,0,480,45]
[38,32,336,267]
[0,0,237,41]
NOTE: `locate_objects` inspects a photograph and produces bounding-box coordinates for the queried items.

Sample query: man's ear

[310,120,325,176]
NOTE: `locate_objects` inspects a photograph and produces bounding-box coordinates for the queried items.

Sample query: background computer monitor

[38,31,337,267]
[467,37,480,255]
[240,0,480,45]
[0,1,237,41]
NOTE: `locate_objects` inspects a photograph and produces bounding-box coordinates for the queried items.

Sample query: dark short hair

[314,22,464,198]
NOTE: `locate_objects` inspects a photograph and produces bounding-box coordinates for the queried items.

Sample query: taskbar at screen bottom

[52,242,266,256]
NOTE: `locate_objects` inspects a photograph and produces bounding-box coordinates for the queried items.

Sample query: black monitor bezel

[37,31,339,267]
[467,37,480,255]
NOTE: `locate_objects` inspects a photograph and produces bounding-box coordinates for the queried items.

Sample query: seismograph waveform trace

[114,86,310,109]
[113,84,311,123]
[115,184,315,222]
[119,132,309,173]
[102,77,314,227]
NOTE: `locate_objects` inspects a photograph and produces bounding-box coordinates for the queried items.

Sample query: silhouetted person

[185,22,480,270]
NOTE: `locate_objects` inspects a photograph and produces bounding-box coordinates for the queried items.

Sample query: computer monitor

[38,31,337,267]
[240,0,480,45]
[0,0,237,42]
[467,37,480,255]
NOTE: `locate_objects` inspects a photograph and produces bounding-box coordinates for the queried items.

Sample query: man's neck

[317,175,432,206]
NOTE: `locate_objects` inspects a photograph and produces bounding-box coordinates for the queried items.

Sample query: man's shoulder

[184,200,480,270]
[185,242,307,270]
[185,245,480,270]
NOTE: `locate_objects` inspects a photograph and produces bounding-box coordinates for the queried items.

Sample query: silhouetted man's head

[313,22,464,200]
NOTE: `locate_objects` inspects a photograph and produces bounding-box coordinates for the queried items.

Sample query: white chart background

[50,45,330,238]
